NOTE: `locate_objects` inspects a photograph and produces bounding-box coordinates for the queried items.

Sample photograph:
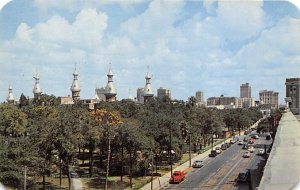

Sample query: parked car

[209,150,217,157]
[221,144,227,150]
[237,170,249,182]
[225,142,231,148]
[192,160,204,168]
[243,151,251,158]
[238,140,244,145]
[248,146,254,153]
[266,135,271,140]
[251,134,259,139]
[243,137,248,142]
[215,147,222,154]
[169,171,185,183]
[257,148,265,155]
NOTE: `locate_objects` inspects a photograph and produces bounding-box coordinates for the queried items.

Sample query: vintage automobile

[169,171,185,183]
[192,160,204,168]
[209,150,217,157]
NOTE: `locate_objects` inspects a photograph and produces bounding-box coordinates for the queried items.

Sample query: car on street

[215,147,222,154]
[237,170,249,182]
[251,134,259,139]
[243,151,251,158]
[169,171,185,183]
[209,150,217,157]
[238,140,244,145]
[266,134,271,140]
[257,148,265,155]
[221,144,227,150]
[248,138,254,144]
[248,145,254,153]
[192,160,204,168]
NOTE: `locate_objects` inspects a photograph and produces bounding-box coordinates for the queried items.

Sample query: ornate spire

[104,63,117,102]
[33,70,42,100]
[6,85,15,103]
[70,63,81,102]
[143,66,154,102]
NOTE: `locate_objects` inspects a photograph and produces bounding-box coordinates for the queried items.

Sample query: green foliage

[19,93,29,108]
[0,97,263,188]
[0,104,28,137]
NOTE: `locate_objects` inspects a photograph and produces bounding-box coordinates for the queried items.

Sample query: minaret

[143,66,154,103]
[104,64,117,102]
[33,71,42,100]
[70,64,81,103]
[6,85,15,104]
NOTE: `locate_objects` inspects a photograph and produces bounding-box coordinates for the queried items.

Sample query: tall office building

[240,83,251,98]
[285,78,300,114]
[259,90,279,109]
[157,87,171,100]
[195,91,204,103]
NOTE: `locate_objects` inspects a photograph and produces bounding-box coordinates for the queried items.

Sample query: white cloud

[16,23,33,41]
[213,0,265,43]
[0,1,299,102]
[33,0,146,12]
[203,0,217,14]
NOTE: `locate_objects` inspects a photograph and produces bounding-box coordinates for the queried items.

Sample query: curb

[183,167,192,174]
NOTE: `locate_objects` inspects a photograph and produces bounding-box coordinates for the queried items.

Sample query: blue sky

[0,0,299,103]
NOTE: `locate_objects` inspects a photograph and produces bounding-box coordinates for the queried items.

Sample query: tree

[91,109,123,190]
[0,104,28,137]
[115,123,152,187]
[26,106,59,190]
[19,94,29,108]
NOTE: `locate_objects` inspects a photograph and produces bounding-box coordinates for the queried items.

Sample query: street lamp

[169,125,173,177]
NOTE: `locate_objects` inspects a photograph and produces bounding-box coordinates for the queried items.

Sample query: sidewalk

[140,119,262,190]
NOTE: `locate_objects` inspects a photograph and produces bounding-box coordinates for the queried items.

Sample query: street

[162,134,272,190]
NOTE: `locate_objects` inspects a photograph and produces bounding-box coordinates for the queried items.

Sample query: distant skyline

[0,0,299,104]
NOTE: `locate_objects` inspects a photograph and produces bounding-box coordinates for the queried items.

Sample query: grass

[29,138,229,190]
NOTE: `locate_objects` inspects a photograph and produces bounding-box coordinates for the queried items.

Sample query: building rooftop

[259,111,300,190]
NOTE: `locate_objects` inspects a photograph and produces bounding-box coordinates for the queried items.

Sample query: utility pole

[151,150,154,190]
[169,126,173,176]
[189,133,191,167]
[211,131,214,151]
[24,166,27,190]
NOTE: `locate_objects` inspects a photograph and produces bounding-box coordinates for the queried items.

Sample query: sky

[0,0,299,104]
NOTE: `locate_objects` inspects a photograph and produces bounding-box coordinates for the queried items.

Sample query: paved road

[162,134,271,190]
[162,138,244,189]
